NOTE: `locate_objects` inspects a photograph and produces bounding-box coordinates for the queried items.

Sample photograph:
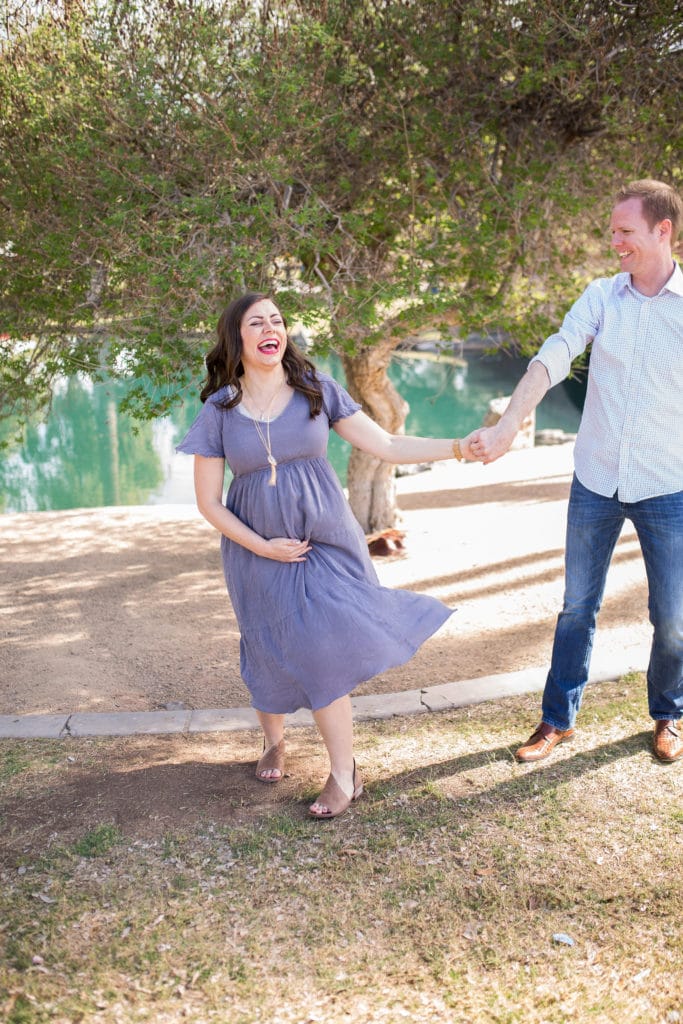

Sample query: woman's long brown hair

[200,292,323,418]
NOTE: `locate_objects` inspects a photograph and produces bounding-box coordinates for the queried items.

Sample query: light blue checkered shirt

[531,261,683,502]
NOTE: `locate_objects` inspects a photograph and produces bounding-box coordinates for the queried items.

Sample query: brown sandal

[309,761,363,820]
[255,738,285,783]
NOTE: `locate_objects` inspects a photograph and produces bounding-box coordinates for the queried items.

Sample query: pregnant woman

[178,292,470,819]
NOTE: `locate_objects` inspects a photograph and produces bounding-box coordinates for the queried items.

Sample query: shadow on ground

[0,711,656,866]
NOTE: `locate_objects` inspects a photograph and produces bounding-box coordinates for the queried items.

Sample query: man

[465,178,683,764]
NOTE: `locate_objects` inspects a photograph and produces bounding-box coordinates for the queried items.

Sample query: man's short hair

[616,179,683,239]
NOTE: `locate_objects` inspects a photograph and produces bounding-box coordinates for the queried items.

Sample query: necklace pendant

[267,455,277,486]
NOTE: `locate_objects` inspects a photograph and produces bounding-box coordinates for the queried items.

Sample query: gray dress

[177,372,454,713]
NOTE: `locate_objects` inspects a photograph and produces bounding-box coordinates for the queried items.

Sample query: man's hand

[463,421,518,464]
[463,362,551,464]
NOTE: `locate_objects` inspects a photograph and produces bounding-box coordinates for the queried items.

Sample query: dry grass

[1,675,682,1024]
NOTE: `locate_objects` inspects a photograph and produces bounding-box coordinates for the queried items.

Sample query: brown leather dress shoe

[653,720,683,762]
[515,722,575,763]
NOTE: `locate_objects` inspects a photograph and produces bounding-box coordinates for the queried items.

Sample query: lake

[0,351,581,514]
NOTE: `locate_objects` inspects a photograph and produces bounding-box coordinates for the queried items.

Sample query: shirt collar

[616,260,683,298]
[665,261,683,296]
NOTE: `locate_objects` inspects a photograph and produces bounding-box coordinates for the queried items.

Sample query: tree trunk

[341,337,408,533]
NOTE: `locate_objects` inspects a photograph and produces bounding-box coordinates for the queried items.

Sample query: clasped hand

[461,422,517,465]
[264,537,312,562]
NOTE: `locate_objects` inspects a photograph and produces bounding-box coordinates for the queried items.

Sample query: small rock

[396,462,431,477]
[535,429,577,446]
[32,892,56,904]
[552,932,575,946]
[367,528,406,557]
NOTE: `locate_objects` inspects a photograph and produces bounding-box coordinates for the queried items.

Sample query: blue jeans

[542,476,683,730]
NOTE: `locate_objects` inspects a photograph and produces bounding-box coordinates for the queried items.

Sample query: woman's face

[239,298,287,372]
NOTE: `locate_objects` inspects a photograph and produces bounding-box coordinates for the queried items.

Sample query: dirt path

[0,445,650,717]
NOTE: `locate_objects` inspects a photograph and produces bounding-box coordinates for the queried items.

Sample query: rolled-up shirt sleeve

[529,281,602,387]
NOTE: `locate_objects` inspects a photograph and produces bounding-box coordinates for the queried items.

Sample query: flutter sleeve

[175,395,226,458]
[319,372,362,424]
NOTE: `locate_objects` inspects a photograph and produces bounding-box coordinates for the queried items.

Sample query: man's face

[610,197,665,279]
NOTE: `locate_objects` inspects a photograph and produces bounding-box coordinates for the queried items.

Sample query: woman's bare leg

[255,710,286,781]
[310,694,356,813]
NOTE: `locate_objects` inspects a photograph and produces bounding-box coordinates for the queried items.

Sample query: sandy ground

[0,443,651,717]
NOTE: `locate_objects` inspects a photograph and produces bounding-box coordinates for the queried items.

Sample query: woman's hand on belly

[261,537,312,562]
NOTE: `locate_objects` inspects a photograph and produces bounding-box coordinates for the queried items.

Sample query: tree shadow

[407,536,643,601]
[0,728,658,867]
[399,477,571,512]
[0,752,294,862]
[378,729,654,809]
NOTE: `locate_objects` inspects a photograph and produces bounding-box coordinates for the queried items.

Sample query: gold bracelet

[452,438,464,462]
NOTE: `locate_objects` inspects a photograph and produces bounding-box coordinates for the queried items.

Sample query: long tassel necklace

[243,379,286,486]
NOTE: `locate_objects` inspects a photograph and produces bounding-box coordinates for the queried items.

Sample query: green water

[0,353,580,514]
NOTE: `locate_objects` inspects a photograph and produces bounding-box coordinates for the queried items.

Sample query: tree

[1,0,681,528]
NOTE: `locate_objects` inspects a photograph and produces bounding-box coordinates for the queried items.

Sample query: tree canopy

[1,0,681,524]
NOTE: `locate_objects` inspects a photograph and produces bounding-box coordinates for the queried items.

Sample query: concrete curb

[0,644,649,740]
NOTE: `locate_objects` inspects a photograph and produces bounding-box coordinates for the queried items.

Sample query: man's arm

[464,360,551,464]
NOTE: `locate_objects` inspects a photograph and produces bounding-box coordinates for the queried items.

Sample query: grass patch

[72,823,123,858]
[0,749,29,782]
[0,676,681,1023]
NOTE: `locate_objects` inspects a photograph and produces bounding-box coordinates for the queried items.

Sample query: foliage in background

[1,0,681,522]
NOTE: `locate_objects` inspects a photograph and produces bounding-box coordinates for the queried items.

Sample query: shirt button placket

[617,298,651,501]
